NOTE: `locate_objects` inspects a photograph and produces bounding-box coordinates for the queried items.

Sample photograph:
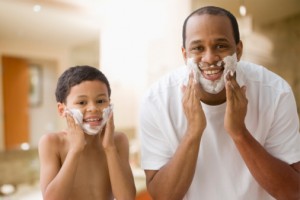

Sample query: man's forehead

[185,14,233,39]
[187,13,230,26]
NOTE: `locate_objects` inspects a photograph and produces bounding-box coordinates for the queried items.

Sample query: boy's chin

[83,124,103,135]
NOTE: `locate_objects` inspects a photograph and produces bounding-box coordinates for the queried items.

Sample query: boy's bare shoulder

[114,131,129,150]
[114,131,129,141]
[38,131,68,151]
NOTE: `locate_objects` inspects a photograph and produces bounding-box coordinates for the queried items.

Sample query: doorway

[2,55,30,150]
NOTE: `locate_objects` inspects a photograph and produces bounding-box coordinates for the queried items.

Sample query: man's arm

[225,74,300,199]
[232,130,300,199]
[145,131,202,200]
[145,73,206,200]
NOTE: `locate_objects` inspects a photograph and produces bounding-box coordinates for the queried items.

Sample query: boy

[38,65,136,200]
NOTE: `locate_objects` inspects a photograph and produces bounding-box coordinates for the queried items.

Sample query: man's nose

[200,50,220,65]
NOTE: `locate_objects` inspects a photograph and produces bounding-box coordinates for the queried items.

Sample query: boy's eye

[78,101,87,105]
[97,99,106,104]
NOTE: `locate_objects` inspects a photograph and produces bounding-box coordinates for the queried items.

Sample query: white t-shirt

[139,61,300,200]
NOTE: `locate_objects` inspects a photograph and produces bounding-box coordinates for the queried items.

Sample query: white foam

[186,53,238,94]
[223,53,238,79]
[65,104,113,135]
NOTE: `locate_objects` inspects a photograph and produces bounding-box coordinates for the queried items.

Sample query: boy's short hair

[55,65,111,103]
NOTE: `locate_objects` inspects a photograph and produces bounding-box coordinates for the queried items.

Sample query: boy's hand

[65,112,86,153]
[182,72,207,136]
[101,112,116,150]
[224,72,248,139]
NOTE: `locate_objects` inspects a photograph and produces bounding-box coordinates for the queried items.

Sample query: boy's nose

[86,104,99,112]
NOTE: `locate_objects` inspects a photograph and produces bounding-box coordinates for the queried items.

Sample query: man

[139,6,300,200]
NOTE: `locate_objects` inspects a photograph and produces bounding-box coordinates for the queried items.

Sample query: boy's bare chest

[72,158,112,199]
[61,148,113,199]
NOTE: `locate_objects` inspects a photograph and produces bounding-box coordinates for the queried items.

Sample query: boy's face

[58,80,110,128]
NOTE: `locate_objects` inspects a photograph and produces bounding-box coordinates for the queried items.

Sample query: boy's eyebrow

[96,94,108,97]
[76,93,108,98]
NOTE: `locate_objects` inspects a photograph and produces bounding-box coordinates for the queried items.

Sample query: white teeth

[204,70,220,75]
[85,118,99,122]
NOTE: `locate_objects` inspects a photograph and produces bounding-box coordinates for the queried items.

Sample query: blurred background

[0,0,299,199]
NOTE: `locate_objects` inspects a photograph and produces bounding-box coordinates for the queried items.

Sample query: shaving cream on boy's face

[64,104,113,135]
[187,53,238,94]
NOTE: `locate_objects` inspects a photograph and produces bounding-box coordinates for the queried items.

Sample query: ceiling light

[239,4,247,16]
[33,4,41,12]
[20,142,30,150]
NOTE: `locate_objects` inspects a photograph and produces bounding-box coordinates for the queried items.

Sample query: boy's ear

[57,102,66,117]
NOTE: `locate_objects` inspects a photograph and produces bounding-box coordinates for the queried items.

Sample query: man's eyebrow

[215,38,230,43]
[189,40,203,46]
[189,38,229,45]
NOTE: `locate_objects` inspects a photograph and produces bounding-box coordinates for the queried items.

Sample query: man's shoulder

[238,60,291,92]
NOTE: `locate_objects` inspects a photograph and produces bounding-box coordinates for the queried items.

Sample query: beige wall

[241,14,300,116]
[258,14,300,115]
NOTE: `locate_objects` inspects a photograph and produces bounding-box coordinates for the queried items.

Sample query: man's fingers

[182,72,194,101]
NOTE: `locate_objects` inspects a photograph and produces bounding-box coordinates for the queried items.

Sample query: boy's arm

[38,134,80,200]
[39,114,86,200]
[102,113,136,200]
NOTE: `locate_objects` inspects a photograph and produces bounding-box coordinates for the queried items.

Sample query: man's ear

[181,46,188,64]
[236,41,243,61]
[57,102,66,117]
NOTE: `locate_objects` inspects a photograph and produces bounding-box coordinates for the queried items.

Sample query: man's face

[182,14,242,95]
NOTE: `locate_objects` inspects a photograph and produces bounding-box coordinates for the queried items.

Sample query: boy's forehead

[69,80,108,94]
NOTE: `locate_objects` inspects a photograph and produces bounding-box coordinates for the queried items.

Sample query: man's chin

[200,79,225,94]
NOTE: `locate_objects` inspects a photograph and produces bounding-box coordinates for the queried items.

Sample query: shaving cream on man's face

[64,104,113,135]
[187,53,238,94]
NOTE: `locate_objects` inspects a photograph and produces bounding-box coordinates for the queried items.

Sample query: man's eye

[216,44,228,49]
[191,46,204,51]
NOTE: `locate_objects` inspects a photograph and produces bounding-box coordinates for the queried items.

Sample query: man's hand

[224,72,248,139]
[182,72,207,135]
